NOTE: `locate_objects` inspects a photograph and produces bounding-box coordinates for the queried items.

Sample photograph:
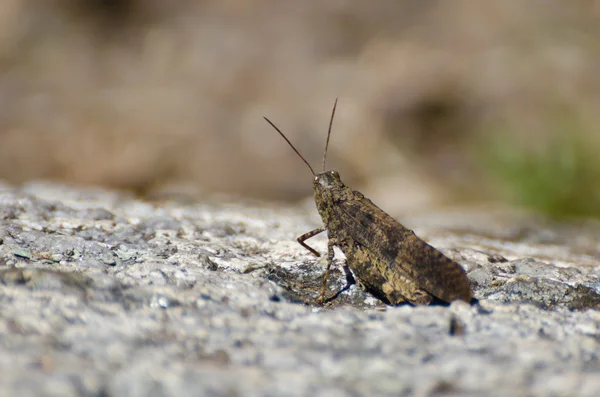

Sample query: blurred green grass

[480,109,600,218]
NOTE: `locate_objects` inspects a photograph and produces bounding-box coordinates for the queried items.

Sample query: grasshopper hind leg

[382,280,432,305]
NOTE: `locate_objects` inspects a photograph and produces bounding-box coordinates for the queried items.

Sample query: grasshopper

[264,99,472,305]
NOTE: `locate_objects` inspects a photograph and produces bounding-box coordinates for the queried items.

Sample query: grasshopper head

[313,170,343,190]
[312,170,346,223]
[313,170,345,203]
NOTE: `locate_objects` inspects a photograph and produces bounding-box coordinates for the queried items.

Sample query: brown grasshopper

[263,99,472,305]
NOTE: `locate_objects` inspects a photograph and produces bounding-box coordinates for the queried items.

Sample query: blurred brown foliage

[1,1,600,215]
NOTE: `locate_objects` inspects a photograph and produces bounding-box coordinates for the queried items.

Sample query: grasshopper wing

[334,195,472,303]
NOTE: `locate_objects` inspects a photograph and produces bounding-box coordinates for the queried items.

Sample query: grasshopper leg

[297,227,325,257]
[316,238,336,305]
[297,227,336,305]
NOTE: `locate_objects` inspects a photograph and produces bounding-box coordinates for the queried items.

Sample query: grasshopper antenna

[263,116,316,176]
[322,98,338,172]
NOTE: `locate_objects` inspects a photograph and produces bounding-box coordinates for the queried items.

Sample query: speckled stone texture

[0,181,599,397]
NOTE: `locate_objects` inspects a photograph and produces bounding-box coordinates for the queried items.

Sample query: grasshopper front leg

[297,228,335,304]
[297,227,325,256]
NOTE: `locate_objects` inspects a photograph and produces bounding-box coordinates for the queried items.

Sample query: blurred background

[1,0,600,218]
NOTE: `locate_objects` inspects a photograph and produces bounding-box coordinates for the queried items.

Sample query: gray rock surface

[0,181,599,397]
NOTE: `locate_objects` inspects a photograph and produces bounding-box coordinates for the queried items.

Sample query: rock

[0,182,599,396]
